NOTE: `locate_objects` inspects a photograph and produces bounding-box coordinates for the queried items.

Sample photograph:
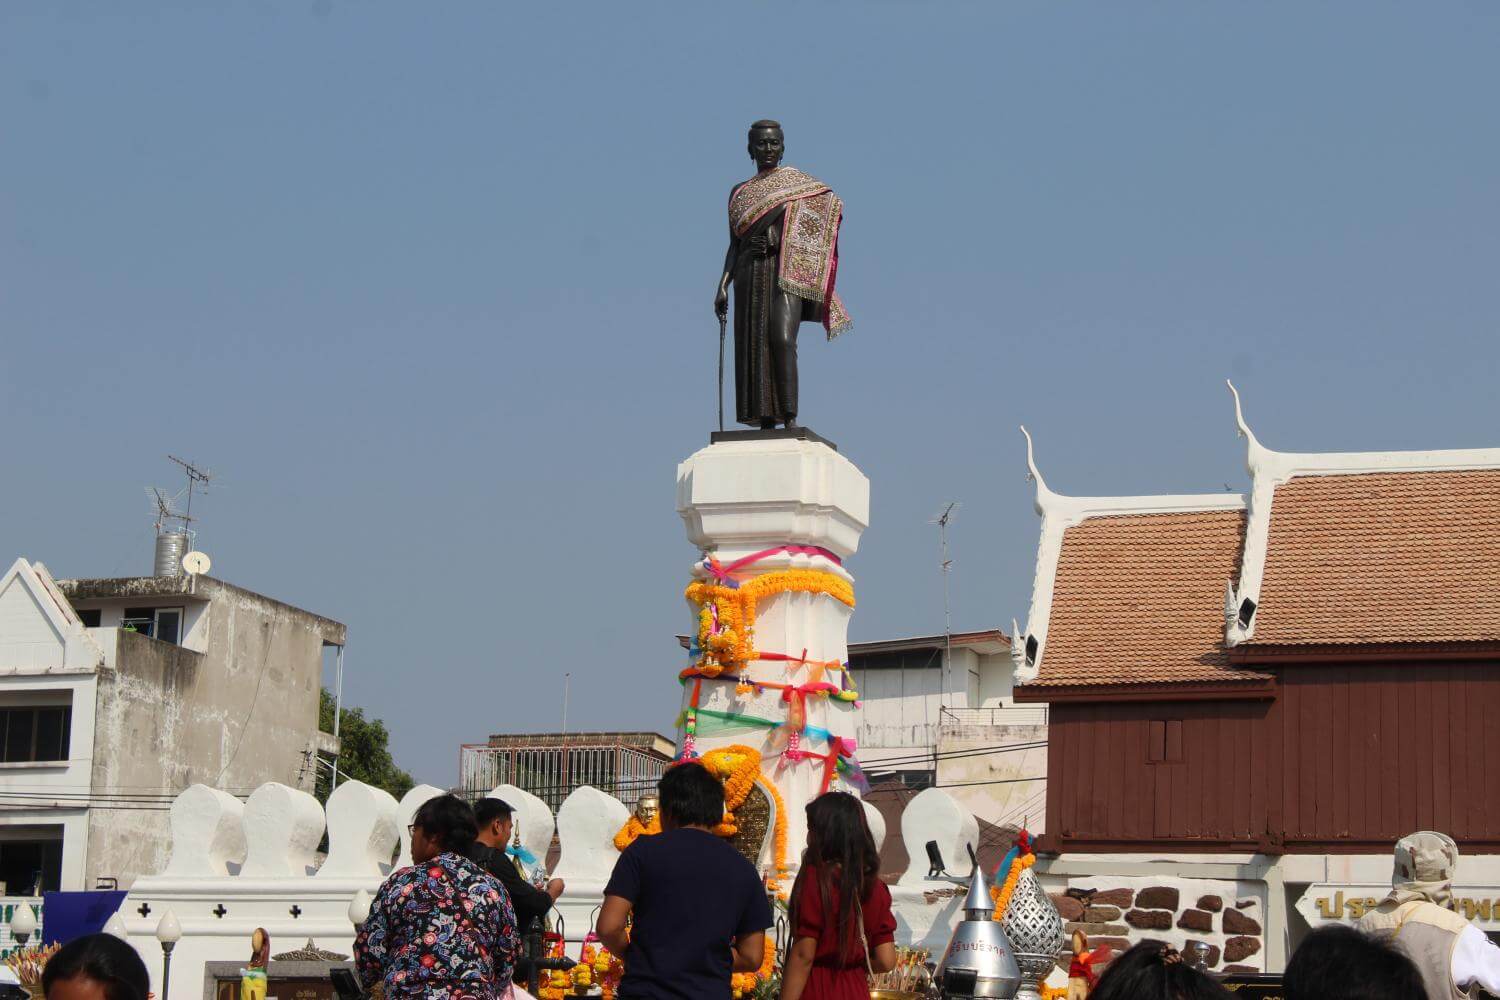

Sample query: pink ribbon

[704,544,843,584]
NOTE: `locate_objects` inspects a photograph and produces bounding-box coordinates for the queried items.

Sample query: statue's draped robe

[728,167,850,426]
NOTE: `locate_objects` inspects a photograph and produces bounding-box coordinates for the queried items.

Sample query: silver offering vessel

[998,866,1066,1000]
[935,862,1023,998]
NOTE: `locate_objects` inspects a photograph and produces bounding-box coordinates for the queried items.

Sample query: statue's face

[636,794,659,824]
[748,128,784,171]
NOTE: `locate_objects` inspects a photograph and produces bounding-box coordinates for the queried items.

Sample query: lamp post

[9,903,37,947]
[348,889,371,929]
[155,910,182,1000]
[102,912,129,940]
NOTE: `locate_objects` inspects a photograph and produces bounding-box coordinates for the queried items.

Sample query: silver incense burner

[935,860,1023,998]
[998,865,1066,1000]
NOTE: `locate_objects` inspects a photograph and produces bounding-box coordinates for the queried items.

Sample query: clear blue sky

[4,3,1497,786]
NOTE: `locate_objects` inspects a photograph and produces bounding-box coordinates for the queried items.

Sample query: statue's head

[747,119,784,172]
[635,793,659,825]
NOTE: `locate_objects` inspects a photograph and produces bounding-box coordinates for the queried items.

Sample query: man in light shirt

[1358,831,1500,1000]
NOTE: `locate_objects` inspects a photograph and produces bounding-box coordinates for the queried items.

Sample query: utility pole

[933,502,960,712]
[562,672,571,735]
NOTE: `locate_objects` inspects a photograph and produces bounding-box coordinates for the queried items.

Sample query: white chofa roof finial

[1019,425,1058,516]
[1225,379,1270,473]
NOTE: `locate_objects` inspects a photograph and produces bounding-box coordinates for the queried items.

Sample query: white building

[846,629,1048,833]
[0,557,343,896]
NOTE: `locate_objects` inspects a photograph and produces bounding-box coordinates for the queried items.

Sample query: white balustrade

[239,783,326,878]
[394,784,445,869]
[163,784,247,876]
[111,778,984,1000]
[551,786,629,885]
[317,781,399,878]
[489,784,555,866]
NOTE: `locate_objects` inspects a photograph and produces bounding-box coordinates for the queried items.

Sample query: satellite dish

[182,551,212,576]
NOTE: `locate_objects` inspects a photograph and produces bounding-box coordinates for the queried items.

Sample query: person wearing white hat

[1359,831,1500,1000]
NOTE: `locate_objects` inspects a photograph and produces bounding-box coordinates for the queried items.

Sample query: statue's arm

[716,186,740,318]
[715,237,736,318]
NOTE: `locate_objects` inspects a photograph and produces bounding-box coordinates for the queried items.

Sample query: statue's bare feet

[760,419,777,430]
[784,417,798,429]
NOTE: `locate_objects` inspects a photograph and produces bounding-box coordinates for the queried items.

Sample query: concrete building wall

[851,642,1050,830]
[82,585,333,887]
[936,721,1048,833]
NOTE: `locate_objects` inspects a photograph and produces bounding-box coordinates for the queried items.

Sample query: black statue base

[710,426,837,451]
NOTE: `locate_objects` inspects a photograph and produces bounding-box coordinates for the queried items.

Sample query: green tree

[315,688,415,804]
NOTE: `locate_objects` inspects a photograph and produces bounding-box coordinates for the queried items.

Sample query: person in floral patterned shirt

[356,795,520,1000]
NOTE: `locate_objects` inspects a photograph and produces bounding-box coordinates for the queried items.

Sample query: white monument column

[676,434,870,875]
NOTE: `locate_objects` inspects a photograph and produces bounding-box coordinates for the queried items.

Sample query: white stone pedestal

[676,434,870,873]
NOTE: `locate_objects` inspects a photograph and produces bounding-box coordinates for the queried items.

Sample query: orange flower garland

[730,936,777,999]
[612,814,661,851]
[990,851,1037,921]
[687,570,855,677]
[762,777,791,897]
[700,744,761,835]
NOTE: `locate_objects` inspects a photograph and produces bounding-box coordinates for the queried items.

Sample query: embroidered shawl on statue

[729,167,852,337]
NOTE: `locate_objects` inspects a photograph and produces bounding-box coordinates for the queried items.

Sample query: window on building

[76,609,101,628]
[154,609,182,644]
[0,706,72,763]
[1148,719,1183,764]
[122,607,156,637]
[120,607,184,643]
[0,835,63,895]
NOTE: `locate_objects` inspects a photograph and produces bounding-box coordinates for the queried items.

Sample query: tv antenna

[146,486,192,536]
[167,455,215,538]
[931,501,960,709]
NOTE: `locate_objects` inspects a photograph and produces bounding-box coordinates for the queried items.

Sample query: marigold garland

[762,776,790,897]
[687,569,855,677]
[701,744,762,835]
[730,936,777,999]
[990,851,1037,920]
[612,813,661,851]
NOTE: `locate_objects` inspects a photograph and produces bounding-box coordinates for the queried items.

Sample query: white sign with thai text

[1295,884,1500,931]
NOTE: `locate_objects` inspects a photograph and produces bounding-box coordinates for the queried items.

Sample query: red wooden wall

[1044,662,1500,852]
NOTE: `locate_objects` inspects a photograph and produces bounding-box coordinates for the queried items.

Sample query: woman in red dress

[779,792,898,1000]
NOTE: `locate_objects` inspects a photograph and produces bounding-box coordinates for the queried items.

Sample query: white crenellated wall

[112,780,986,1000]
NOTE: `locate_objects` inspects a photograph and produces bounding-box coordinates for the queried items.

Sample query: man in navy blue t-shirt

[599,762,773,1000]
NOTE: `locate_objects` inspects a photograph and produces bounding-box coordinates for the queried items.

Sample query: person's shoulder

[444,852,493,882]
[1411,901,1471,934]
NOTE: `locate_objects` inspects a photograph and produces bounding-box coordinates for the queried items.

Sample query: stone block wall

[1045,875,1267,974]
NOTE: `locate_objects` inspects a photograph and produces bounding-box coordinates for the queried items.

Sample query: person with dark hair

[42,933,149,1000]
[356,794,519,999]
[1088,940,1232,1000]
[597,761,773,999]
[1284,924,1429,1000]
[466,797,564,932]
[779,792,897,1000]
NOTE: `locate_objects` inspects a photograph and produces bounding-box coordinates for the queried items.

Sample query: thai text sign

[1295,884,1500,929]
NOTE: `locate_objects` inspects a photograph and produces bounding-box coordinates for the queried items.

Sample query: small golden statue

[635,794,659,827]
[239,928,269,1000]
[612,794,662,851]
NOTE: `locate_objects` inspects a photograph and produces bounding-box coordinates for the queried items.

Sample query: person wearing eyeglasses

[356,795,520,1000]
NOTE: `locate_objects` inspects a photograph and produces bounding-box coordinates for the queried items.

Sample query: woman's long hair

[788,791,880,963]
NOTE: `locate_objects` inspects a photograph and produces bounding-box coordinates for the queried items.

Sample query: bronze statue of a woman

[714,120,851,429]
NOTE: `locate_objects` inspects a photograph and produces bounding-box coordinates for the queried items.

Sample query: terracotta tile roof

[1251,470,1500,645]
[1031,509,1269,686]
